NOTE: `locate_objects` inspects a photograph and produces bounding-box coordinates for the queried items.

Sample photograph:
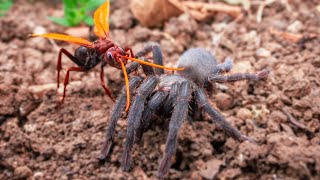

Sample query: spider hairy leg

[212,56,233,74]
[134,44,164,75]
[134,91,169,144]
[139,57,155,76]
[158,81,192,178]
[121,76,159,171]
[162,82,180,114]
[125,62,140,75]
[125,57,156,76]
[195,88,253,143]
[125,43,164,75]
[98,76,144,164]
[208,69,270,83]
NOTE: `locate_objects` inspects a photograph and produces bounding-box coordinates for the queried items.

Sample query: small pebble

[33,171,44,179]
[232,61,253,73]
[287,20,303,33]
[267,94,278,104]
[269,111,287,123]
[311,57,320,67]
[215,92,233,110]
[236,108,252,120]
[199,159,223,179]
[256,48,271,57]
[14,166,32,179]
[304,110,313,121]
[33,26,46,34]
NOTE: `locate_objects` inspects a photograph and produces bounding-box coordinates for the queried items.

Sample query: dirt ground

[1,0,320,179]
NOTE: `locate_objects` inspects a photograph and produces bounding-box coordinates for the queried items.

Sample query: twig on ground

[169,0,243,21]
[270,28,317,44]
[282,108,311,133]
[29,81,82,96]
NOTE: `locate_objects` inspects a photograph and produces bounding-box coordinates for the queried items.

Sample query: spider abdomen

[176,48,217,85]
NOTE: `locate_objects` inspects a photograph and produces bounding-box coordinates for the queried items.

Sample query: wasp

[30,0,183,111]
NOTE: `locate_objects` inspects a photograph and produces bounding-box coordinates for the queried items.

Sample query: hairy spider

[98,48,269,178]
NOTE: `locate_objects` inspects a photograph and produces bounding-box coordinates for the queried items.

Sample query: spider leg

[98,76,143,163]
[125,62,140,75]
[134,90,169,144]
[195,88,253,143]
[61,67,86,102]
[57,48,85,89]
[158,81,192,178]
[140,57,155,76]
[208,69,269,83]
[212,56,233,74]
[100,63,115,101]
[125,57,155,76]
[124,43,164,75]
[134,43,165,75]
[162,82,180,114]
[121,76,159,171]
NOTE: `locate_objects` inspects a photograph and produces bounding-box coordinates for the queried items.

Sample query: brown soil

[1,0,320,179]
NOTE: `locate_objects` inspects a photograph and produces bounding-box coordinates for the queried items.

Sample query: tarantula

[98,48,269,178]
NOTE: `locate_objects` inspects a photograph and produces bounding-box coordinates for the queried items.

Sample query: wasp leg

[100,63,115,101]
[61,67,86,102]
[57,48,85,89]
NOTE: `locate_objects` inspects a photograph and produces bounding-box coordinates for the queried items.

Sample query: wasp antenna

[119,59,131,112]
[120,56,185,71]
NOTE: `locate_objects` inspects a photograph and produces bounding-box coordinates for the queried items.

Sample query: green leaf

[48,16,73,26]
[0,0,13,16]
[62,0,77,8]
[85,0,105,12]
[78,0,88,6]
[0,1,12,10]
[83,16,94,26]
[48,0,105,27]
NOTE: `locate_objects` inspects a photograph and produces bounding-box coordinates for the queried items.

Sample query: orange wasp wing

[30,33,93,47]
[93,0,110,39]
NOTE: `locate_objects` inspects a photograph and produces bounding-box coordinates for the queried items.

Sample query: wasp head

[105,47,127,69]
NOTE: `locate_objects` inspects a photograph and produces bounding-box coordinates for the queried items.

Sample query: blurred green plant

[48,0,105,27]
[0,0,13,17]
